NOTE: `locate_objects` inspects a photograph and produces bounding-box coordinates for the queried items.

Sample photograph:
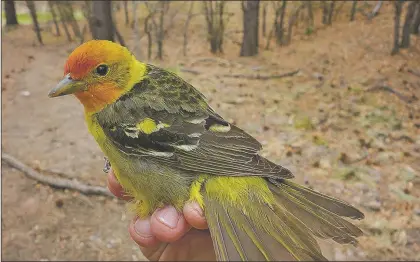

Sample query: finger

[107,169,132,200]
[150,205,191,243]
[129,217,161,248]
[183,201,208,230]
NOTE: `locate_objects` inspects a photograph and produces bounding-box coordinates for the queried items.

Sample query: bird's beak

[48,74,84,97]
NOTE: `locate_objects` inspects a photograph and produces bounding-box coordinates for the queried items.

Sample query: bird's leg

[103,156,111,173]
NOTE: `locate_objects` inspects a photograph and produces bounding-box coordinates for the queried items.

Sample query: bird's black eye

[96,64,109,76]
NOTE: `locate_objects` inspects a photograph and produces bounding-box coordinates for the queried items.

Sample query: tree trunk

[368,1,383,20]
[240,0,259,56]
[413,2,420,34]
[327,1,335,25]
[391,1,403,55]
[82,1,94,36]
[322,1,329,25]
[4,0,18,26]
[306,1,314,27]
[144,12,153,60]
[124,0,129,26]
[64,2,82,41]
[350,1,357,21]
[48,1,60,36]
[91,1,114,41]
[25,1,43,45]
[114,25,126,46]
[204,1,225,54]
[217,1,225,53]
[132,0,142,58]
[183,2,195,56]
[156,2,167,60]
[57,2,73,41]
[262,2,267,37]
[401,1,416,48]
[275,0,287,45]
[285,3,304,45]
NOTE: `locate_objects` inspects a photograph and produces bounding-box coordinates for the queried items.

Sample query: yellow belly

[85,114,191,217]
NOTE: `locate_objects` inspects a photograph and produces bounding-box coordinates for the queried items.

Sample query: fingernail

[156,206,180,229]
[134,219,153,238]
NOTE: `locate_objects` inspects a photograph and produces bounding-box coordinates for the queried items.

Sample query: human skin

[107,169,216,261]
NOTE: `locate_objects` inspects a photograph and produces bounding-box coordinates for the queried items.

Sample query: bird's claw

[103,157,111,173]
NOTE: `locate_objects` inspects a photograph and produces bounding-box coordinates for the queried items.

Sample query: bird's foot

[103,157,111,174]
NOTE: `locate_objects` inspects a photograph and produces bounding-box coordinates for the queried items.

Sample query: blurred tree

[131,0,137,29]
[4,0,18,26]
[240,0,259,56]
[143,1,178,60]
[25,1,43,45]
[327,1,335,25]
[262,2,267,37]
[401,1,416,48]
[144,8,154,60]
[63,1,83,42]
[56,1,73,41]
[124,0,129,26]
[285,3,305,45]
[83,1,93,37]
[332,1,345,21]
[156,2,169,59]
[368,1,383,20]
[91,1,114,41]
[183,2,198,56]
[132,1,142,58]
[391,1,404,55]
[47,1,61,36]
[350,1,357,21]
[305,1,314,28]
[322,1,329,24]
[413,2,420,34]
[274,1,287,45]
[203,1,226,53]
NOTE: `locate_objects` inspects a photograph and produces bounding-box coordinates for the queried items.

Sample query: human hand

[107,169,216,261]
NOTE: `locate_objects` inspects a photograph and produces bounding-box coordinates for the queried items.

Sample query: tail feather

[206,197,268,261]
[204,194,328,261]
[201,177,364,261]
[269,180,363,245]
[279,179,365,219]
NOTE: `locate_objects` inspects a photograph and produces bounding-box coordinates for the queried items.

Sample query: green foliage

[2,11,52,25]
[305,26,314,36]
[334,167,358,181]
[1,10,84,25]
[347,83,363,94]
[294,115,314,130]
[312,135,328,146]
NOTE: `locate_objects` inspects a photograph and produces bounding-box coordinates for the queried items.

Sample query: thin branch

[220,69,300,80]
[368,0,383,20]
[183,2,195,56]
[2,153,113,197]
[56,1,73,42]
[144,7,157,60]
[190,57,232,67]
[114,25,126,46]
[180,68,201,75]
[408,68,420,77]
[367,85,413,103]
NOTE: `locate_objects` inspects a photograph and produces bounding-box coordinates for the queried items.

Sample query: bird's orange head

[48,40,145,114]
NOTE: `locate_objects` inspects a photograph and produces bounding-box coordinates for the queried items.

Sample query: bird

[48,40,364,261]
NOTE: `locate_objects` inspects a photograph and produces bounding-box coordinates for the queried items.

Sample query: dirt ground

[2,2,420,261]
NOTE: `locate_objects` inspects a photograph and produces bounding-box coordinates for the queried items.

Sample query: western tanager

[48,40,364,261]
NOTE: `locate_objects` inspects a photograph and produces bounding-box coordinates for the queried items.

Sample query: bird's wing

[95,65,293,179]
